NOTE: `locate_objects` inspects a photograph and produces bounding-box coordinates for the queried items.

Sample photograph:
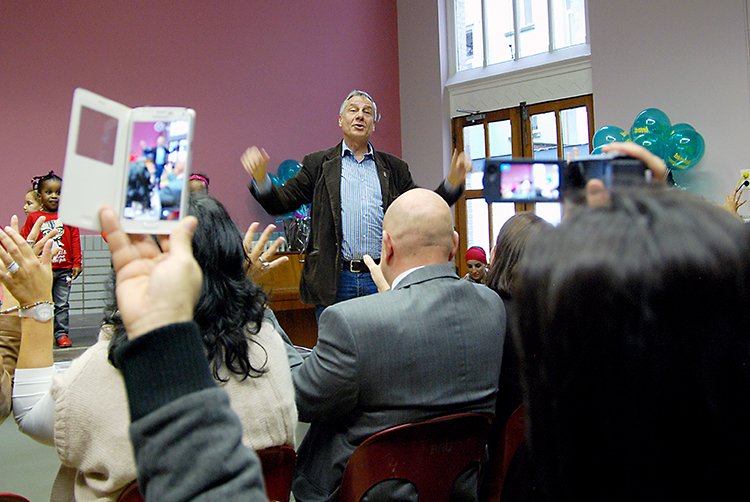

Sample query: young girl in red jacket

[22,172,82,347]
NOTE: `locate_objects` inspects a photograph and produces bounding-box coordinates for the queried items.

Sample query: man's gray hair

[340,90,380,123]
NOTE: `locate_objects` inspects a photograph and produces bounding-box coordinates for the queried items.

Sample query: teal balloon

[666,130,705,170]
[630,108,671,139]
[277,159,301,183]
[592,126,630,148]
[590,145,605,155]
[269,174,282,186]
[633,133,667,160]
[670,122,695,133]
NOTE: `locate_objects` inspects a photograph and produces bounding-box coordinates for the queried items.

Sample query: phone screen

[483,160,562,203]
[60,89,196,233]
[123,118,192,222]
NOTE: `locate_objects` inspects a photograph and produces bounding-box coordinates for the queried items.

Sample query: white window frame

[447,0,591,86]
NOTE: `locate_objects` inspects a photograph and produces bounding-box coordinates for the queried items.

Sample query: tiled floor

[0,413,60,500]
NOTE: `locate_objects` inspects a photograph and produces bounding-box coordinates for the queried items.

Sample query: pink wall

[130,123,163,160]
[0,0,401,231]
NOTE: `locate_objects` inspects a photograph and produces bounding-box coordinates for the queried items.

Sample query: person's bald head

[380,188,458,283]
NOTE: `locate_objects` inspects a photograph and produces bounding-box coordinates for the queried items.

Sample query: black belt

[341,258,379,273]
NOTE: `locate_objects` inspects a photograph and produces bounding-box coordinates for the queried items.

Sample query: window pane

[518,0,549,58]
[456,0,484,71]
[490,202,517,247]
[464,123,487,190]
[531,111,558,159]
[466,198,490,254]
[551,0,587,50]
[486,0,515,65]
[488,120,513,160]
[560,106,589,157]
[535,202,562,225]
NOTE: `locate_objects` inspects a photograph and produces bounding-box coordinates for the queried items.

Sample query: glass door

[452,95,594,276]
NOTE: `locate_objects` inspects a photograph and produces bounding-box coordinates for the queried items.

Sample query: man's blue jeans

[315,269,378,321]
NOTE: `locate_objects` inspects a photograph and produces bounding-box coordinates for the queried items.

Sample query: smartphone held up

[482,154,652,204]
[59,88,195,234]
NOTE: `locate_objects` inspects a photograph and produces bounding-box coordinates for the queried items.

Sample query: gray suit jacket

[291,263,506,502]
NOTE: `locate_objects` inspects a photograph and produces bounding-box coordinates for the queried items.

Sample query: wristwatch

[19,302,54,322]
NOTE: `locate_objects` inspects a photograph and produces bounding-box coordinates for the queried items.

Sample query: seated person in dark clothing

[514,187,750,501]
[485,212,552,428]
[480,212,551,502]
[125,160,153,211]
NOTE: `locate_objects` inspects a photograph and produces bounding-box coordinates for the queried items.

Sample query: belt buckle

[349,259,365,273]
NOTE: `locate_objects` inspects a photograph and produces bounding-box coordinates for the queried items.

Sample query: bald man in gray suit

[290,188,506,502]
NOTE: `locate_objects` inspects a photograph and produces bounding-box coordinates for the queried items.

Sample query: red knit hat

[465,246,487,265]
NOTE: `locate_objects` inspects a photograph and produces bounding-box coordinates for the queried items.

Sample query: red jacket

[21,211,82,269]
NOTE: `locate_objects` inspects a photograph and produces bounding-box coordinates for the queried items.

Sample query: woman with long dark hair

[516,188,750,500]
[12,192,296,501]
[486,212,552,426]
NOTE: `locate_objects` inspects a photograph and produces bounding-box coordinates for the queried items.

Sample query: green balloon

[592,126,630,148]
[670,123,695,136]
[630,108,672,139]
[277,159,301,183]
[666,130,705,170]
[633,133,667,160]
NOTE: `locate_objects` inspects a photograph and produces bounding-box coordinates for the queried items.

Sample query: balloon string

[736,172,750,192]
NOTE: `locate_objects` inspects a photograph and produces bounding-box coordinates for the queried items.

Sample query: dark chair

[116,482,142,502]
[479,403,527,502]
[116,445,296,502]
[337,412,493,502]
[256,445,296,502]
[0,494,31,502]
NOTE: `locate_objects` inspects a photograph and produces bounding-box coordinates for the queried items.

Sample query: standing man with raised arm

[241,90,472,317]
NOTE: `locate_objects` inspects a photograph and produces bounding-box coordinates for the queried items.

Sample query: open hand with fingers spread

[243,222,289,282]
[0,218,54,308]
[11,214,59,258]
[99,206,202,340]
[724,190,747,218]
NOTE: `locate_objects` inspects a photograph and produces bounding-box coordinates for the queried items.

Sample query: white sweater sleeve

[12,366,56,446]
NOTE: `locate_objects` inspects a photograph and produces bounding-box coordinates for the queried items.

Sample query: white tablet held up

[59,88,195,234]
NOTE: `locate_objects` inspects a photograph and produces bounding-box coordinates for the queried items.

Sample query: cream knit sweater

[49,320,297,502]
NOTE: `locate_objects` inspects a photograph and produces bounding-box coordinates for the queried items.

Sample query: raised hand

[99,206,202,340]
[243,222,289,282]
[241,146,271,185]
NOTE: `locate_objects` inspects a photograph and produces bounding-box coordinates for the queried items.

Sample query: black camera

[562,154,652,194]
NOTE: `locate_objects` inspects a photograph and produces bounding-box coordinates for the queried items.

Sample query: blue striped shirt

[340,140,383,260]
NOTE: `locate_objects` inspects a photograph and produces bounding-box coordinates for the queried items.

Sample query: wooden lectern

[255,252,318,349]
